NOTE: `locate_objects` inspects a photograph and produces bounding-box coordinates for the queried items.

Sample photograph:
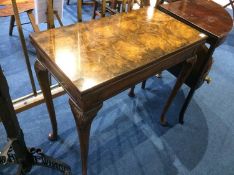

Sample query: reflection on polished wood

[128,0,162,97]
[31,7,207,175]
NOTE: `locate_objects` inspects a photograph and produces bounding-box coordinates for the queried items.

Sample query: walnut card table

[158,0,233,124]
[30,7,206,175]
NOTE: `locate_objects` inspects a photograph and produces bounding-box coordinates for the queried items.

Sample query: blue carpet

[0,3,234,175]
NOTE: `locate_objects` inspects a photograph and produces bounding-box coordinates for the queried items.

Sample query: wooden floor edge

[13,86,65,114]
[0,86,65,123]
[0,86,65,122]
[0,74,163,122]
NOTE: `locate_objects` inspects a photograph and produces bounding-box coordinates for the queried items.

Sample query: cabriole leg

[35,61,58,141]
[69,99,102,175]
[160,56,197,126]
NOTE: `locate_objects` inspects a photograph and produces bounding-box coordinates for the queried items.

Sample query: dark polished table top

[30,7,206,94]
[159,0,233,42]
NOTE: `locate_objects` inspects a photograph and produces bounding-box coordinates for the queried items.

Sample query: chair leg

[77,0,83,22]
[9,15,15,36]
[11,1,37,95]
[92,1,98,19]
[26,10,40,32]
[231,0,234,18]
[101,0,106,17]
[117,2,121,12]
[223,0,234,18]
[54,10,64,26]
[111,0,117,11]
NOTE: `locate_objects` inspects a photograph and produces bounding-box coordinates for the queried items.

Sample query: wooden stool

[0,0,63,96]
[0,0,39,35]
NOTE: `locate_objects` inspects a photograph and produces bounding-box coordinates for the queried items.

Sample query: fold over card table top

[30,7,206,99]
[159,0,233,43]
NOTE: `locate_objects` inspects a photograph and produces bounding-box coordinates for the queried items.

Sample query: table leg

[141,80,146,89]
[178,86,196,124]
[160,56,197,126]
[101,0,106,17]
[128,72,161,97]
[69,99,102,175]
[141,72,161,90]
[128,85,135,97]
[92,1,98,19]
[77,0,82,22]
[9,15,15,36]
[34,61,58,141]
[178,43,217,124]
